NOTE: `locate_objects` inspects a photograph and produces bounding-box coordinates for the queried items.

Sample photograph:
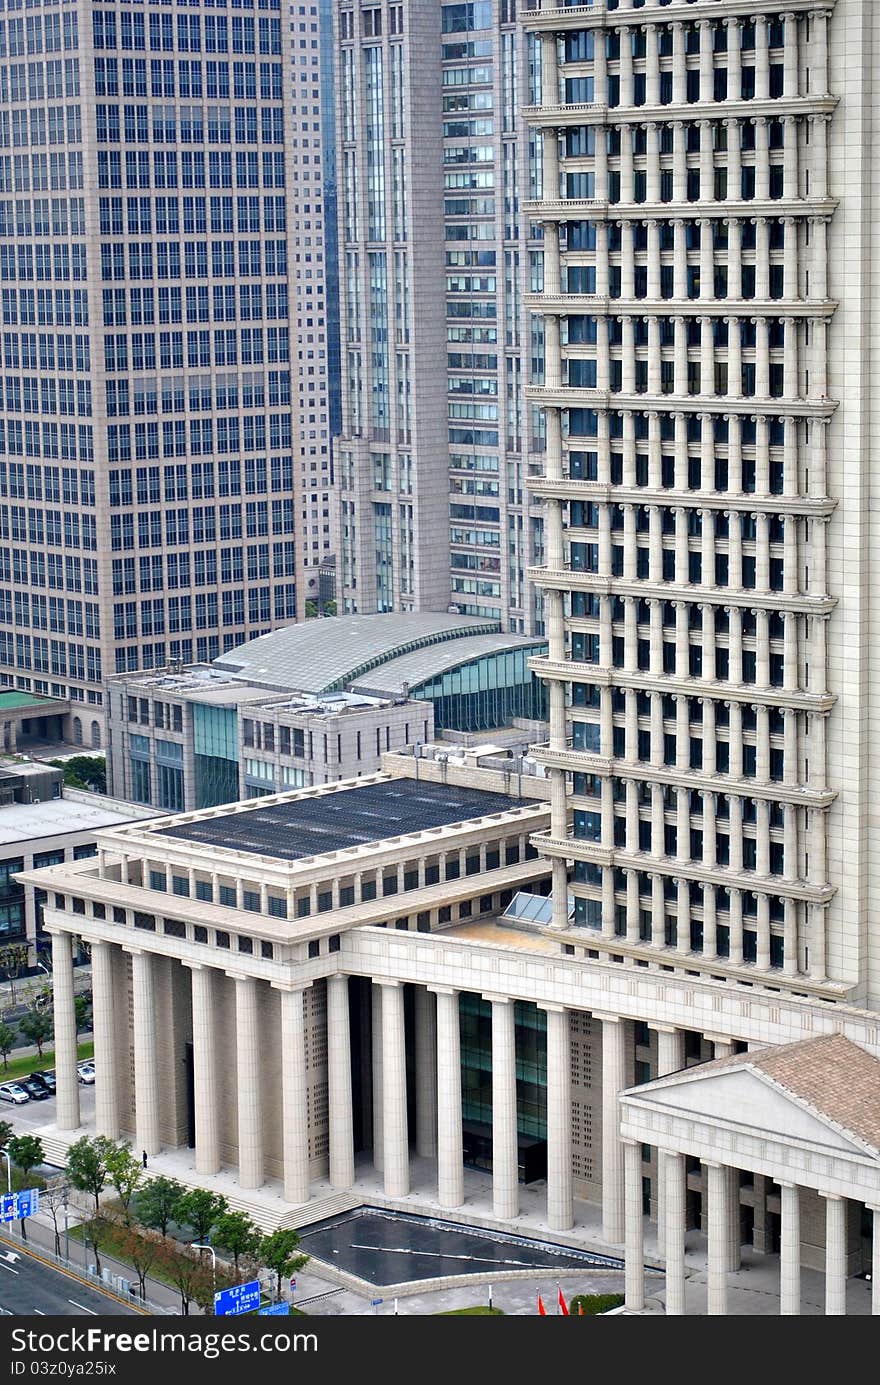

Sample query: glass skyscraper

[0,0,331,737]
[334,0,545,634]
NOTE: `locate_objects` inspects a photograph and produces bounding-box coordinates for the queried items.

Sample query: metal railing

[0,1230,176,1316]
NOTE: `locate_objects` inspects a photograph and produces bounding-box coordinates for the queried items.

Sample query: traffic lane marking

[68,1300,97,1315]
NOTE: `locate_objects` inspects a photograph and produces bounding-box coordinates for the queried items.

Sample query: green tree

[111,1215,164,1300]
[0,1119,13,1151]
[66,1135,114,1217]
[0,943,28,1008]
[81,1214,107,1279]
[260,1229,308,1302]
[304,599,318,618]
[41,1177,69,1258]
[156,1239,214,1316]
[74,993,92,1037]
[19,1008,53,1057]
[7,1134,43,1241]
[103,1143,143,1222]
[133,1175,185,1238]
[323,599,337,616]
[213,1211,263,1276]
[0,1023,15,1069]
[174,1188,229,1244]
[49,756,106,794]
[8,1133,42,1180]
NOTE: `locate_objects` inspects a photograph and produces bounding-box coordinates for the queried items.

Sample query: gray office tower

[333,0,545,634]
[0,0,334,738]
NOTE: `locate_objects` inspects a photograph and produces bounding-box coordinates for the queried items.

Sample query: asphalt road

[0,1245,138,1317]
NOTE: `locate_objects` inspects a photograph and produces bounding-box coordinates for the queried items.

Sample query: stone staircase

[276,1191,362,1231]
[35,1130,362,1233]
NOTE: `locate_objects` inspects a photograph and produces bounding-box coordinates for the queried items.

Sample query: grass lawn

[436,1307,505,1315]
[0,1041,94,1086]
[70,1219,310,1314]
[70,1218,182,1291]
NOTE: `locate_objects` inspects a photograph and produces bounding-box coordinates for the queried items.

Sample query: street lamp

[0,1148,10,1192]
[192,1243,216,1313]
[63,1183,70,1265]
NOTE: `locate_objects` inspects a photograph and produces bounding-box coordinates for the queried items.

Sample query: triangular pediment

[628,1067,877,1159]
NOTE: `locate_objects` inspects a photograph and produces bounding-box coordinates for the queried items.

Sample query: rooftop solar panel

[160,779,524,862]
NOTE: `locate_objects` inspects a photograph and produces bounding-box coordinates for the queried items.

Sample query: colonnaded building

[22,0,880,1318]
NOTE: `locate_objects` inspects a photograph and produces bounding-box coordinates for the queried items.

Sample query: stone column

[601,1015,626,1244]
[188,964,220,1175]
[414,986,437,1159]
[726,1166,742,1272]
[432,987,464,1208]
[824,1193,847,1316]
[654,1027,684,1256]
[779,1182,801,1315]
[489,995,519,1220]
[371,982,383,1172]
[664,1151,687,1315]
[51,929,80,1131]
[234,974,263,1189]
[91,940,118,1140]
[129,948,162,1157]
[327,975,355,1189]
[624,1139,645,1312]
[278,986,310,1204]
[725,19,742,101]
[706,1162,730,1316]
[543,1004,573,1231]
[380,981,409,1198]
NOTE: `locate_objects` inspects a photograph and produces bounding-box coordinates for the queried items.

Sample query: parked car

[0,1083,29,1105]
[26,1071,55,1096]
[19,1077,50,1101]
[76,1061,95,1085]
[36,1070,56,1093]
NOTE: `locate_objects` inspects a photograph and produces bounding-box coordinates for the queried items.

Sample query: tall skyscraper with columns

[20,0,880,1320]
[523,0,876,1007]
[0,0,332,739]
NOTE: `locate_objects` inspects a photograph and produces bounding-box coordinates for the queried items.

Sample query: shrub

[569,1293,624,1316]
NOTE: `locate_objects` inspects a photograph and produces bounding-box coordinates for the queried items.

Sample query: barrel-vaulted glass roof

[214,612,544,697]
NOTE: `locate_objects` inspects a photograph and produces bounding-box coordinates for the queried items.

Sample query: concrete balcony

[523,475,837,517]
[524,383,839,417]
[529,829,835,905]
[527,740,837,808]
[527,566,837,615]
[523,195,838,222]
[521,94,838,129]
[524,292,838,319]
[523,0,836,35]
[526,654,837,714]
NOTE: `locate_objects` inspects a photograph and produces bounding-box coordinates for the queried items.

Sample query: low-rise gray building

[0,760,156,962]
[106,614,548,814]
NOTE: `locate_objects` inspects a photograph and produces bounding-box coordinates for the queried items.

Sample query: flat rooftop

[161,778,526,862]
[0,796,150,846]
[0,691,64,710]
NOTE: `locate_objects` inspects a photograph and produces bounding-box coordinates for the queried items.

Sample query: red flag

[578,1302,585,1316]
[558,1287,569,1316]
[537,1294,547,1316]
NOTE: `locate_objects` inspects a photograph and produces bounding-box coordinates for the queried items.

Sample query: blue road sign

[370,1298,383,1307]
[0,1190,39,1222]
[258,1302,290,1316]
[214,1279,261,1316]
